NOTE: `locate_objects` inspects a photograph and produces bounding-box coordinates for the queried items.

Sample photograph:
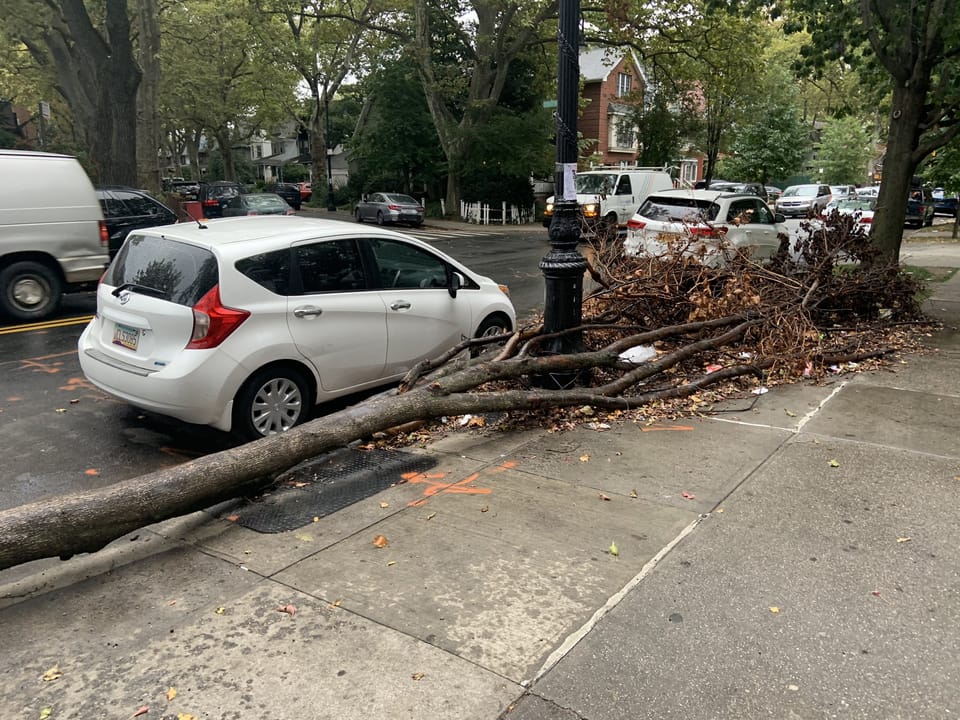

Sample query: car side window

[100,194,129,219]
[236,249,292,295]
[115,190,161,217]
[820,186,831,197]
[616,175,632,195]
[295,239,366,293]
[365,238,448,289]
[726,200,757,224]
[752,200,773,224]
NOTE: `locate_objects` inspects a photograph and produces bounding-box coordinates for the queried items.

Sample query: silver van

[0,150,109,321]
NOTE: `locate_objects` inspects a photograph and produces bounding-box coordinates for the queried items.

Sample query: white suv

[624,189,788,266]
[78,216,515,440]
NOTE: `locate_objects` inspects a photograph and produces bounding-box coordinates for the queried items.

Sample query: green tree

[816,116,872,185]
[412,0,559,215]
[727,0,960,261]
[721,64,808,184]
[0,0,142,184]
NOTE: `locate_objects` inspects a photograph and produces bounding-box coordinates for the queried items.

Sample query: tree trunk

[215,129,237,180]
[869,83,925,262]
[135,0,162,193]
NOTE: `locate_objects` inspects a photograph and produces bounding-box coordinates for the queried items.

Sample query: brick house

[579,47,647,165]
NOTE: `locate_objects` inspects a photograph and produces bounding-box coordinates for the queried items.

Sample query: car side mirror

[774,213,786,223]
[449,271,465,298]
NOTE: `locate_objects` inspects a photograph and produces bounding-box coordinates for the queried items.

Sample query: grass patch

[902,265,959,284]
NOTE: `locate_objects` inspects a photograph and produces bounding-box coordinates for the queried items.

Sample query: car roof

[646,188,761,202]
[134,216,419,259]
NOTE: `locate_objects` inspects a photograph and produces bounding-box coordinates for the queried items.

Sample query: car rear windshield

[246,194,287,209]
[637,196,721,223]
[385,194,419,205]
[106,234,218,306]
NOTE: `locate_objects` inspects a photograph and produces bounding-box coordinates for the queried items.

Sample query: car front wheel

[471,314,512,358]
[355,208,363,223]
[0,260,63,322]
[233,366,312,441]
[377,211,385,225]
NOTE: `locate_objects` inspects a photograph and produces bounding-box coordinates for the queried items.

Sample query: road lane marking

[0,316,93,334]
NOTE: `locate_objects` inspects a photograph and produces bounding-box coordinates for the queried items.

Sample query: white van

[542,166,675,235]
[0,149,109,321]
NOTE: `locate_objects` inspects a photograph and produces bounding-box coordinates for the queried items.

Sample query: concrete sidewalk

[2,238,959,719]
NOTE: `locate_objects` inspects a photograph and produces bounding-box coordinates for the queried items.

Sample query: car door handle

[293,306,323,318]
[390,301,411,311]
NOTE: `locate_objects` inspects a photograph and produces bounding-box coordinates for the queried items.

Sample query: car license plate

[113,323,140,351]
[657,232,681,243]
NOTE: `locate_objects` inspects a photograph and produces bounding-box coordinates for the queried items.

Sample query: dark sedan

[264,182,302,211]
[221,193,295,216]
[355,192,425,226]
[933,189,958,217]
[96,186,178,258]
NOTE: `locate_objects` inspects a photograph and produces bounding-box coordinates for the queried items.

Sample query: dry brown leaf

[480,505,489,512]
[769,606,780,614]
[41,665,61,682]
[373,534,388,548]
[177,714,197,720]
[580,454,590,462]
[629,489,638,498]
[896,537,912,543]
[166,687,177,702]
[277,604,297,617]
[411,672,425,681]
[379,502,390,509]
[598,493,611,501]
[132,707,148,718]
[330,598,343,608]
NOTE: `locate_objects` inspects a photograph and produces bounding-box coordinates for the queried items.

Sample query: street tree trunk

[40,0,141,184]
[135,0,162,192]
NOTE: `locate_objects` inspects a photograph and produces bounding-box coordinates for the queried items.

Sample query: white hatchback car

[624,189,788,265]
[79,216,516,440]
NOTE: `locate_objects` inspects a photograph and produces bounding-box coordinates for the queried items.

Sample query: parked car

[163,179,200,200]
[829,184,857,201]
[624,189,787,266]
[263,182,302,211]
[856,185,880,200]
[77,217,516,440]
[197,180,246,218]
[775,184,833,218]
[355,193,426,226]
[905,186,935,228]
[221,193,296,217]
[96,186,178,258]
[297,182,312,202]
[933,188,958,217]
[0,149,109,321]
[821,197,876,232]
[728,182,766,198]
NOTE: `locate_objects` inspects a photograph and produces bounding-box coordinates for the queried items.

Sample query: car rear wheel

[233,366,312,441]
[0,260,63,322]
[355,208,363,223]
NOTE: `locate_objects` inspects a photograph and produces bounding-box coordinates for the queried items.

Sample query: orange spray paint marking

[641,425,694,432]
[59,377,99,392]
[403,470,492,507]
[488,460,518,473]
[84,468,99,476]
[19,358,65,374]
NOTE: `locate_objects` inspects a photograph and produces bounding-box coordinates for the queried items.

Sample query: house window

[609,114,637,151]
[253,145,263,159]
[617,72,632,97]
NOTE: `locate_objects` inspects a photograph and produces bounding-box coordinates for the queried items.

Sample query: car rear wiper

[111,282,168,299]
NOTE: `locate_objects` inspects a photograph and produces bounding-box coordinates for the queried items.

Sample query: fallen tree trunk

[0,318,757,571]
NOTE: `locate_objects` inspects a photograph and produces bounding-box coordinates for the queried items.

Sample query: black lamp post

[538,0,587,387]
[325,93,336,212]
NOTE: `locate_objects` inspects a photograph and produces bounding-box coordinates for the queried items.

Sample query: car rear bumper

[78,327,240,431]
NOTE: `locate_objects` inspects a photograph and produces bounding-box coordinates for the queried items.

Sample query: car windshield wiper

[111,282,168,299]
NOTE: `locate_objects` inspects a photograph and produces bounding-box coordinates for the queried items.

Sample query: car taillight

[689,225,726,238]
[247,211,259,216]
[861,216,872,223]
[99,220,109,248]
[387,204,401,210]
[186,285,250,349]
[626,218,646,230]
[417,206,425,212]
[202,199,219,208]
